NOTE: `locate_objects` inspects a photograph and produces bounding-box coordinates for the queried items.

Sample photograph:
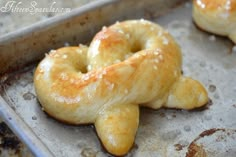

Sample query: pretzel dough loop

[88,20,182,70]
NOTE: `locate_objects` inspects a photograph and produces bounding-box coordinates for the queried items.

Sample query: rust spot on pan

[197,128,222,138]
[186,143,207,157]
[186,128,221,157]
[186,128,236,157]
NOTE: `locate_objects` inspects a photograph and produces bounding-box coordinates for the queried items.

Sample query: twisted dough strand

[34,20,208,156]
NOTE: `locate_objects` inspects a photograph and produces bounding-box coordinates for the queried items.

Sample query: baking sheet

[0,0,236,156]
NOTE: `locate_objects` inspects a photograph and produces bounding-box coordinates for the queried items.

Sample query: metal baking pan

[0,0,236,156]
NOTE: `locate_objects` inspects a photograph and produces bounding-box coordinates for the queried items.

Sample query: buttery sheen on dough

[193,0,236,43]
[34,19,208,156]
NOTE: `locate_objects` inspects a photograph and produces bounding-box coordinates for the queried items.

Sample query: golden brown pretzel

[34,20,208,156]
[193,0,236,43]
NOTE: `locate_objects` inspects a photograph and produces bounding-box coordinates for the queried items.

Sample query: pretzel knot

[34,20,208,156]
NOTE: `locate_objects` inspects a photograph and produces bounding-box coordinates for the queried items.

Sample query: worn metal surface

[0,0,236,156]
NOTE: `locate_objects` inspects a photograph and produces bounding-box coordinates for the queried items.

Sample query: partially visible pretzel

[34,20,208,156]
[193,0,236,43]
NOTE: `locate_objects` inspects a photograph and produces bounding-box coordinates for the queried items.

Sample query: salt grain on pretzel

[34,19,208,156]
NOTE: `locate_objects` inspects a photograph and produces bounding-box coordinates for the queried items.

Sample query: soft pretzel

[34,20,208,156]
[193,0,236,43]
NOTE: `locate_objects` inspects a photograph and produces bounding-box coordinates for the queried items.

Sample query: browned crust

[193,0,236,13]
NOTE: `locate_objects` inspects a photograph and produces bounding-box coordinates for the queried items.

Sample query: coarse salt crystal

[154,50,160,55]
[208,35,216,41]
[114,59,121,63]
[54,54,59,58]
[125,53,131,59]
[154,59,159,63]
[64,42,70,47]
[87,65,92,71]
[108,83,114,90]
[102,26,107,30]
[232,45,236,53]
[140,18,145,22]
[83,74,90,80]
[125,33,130,39]
[79,44,86,48]
[162,37,169,45]
[141,53,147,57]
[196,0,206,9]
[225,0,231,10]
[49,49,56,53]
[60,73,68,80]
[118,29,124,34]
[158,31,163,37]
[159,55,163,60]
[76,49,82,53]
[62,54,67,59]
[134,54,141,59]
[39,69,44,73]
[102,70,107,75]
[98,74,103,79]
